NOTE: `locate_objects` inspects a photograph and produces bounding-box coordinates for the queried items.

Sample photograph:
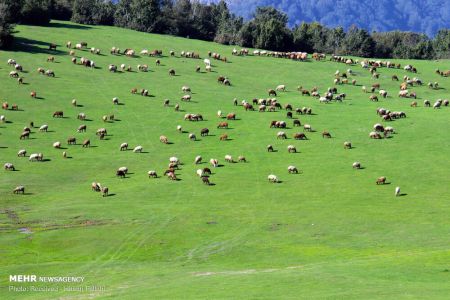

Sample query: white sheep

[133,145,143,153]
[268,174,278,183]
[194,155,202,164]
[196,169,203,177]
[17,149,26,157]
[225,155,233,163]
[39,124,48,132]
[395,187,401,196]
[53,141,61,148]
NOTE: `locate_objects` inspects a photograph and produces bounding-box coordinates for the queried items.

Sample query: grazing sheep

[133,145,143,153]
[0,115,5,122]
[238,156,246,163]
[38,124,48,132]
[67,137,76,145]
[219,134,228,141]
[303,124,312,132]
[344,141,352,149]
[182,86,191,93]
[113,97,119,105]
[277,131,287,139]
[181,95,191,101]
[160,135,169,144]
[424,100,431,107]
[322,131,331,138]
[217,122,228,128]
[120,143,128,151]
[225,155,233,163]
[189,133,196,141]
[91,182,101,192]
[376,176,386,185]
[169,69,175,76]
[200,128,209,136]
[29,153,43,162]
[202,176,211,185]
[267,145,274,152]
[287,145,297,153]
[77,124,87,132]
[196,169,203,177]
[17,149,26,157]
[82,139,90,147]
[369,131,382,139]
[71,99,77,106]
[177,125,182,132]
[395,186,401,197]
[13,186,25,194]
[276,84,286,91]
[226,113,236,120]
[287,166,298,174]
[268,174,278,183]
[148,171,158,178]
[194,155,202,164]
[101,186,108,197]
[77,112,86,120]
[210,159,218,167]
[30,91,37,98]
[352,162,361,169]
[63,151,67,158]
[4,163,15,171]
[53,141,61,148]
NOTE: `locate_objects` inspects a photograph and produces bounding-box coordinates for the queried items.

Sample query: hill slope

[0,21,449,299]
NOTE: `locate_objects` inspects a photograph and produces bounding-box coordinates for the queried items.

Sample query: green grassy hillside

[0,21,449,299]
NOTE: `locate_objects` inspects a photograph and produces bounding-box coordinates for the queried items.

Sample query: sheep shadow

[106,193,116,197]
[206,183,216,186]
[398,193,407,197]
[41,158,51,162]
[34,96,44,100]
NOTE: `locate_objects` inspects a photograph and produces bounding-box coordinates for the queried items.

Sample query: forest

[0,0,449,59]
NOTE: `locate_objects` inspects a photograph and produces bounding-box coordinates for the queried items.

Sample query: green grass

[0,21,449,299]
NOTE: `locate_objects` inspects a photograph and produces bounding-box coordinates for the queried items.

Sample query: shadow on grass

[48,22,93,30]
[9,37,67,55]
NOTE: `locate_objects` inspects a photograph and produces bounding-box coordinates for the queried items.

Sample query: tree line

[0,0,449,59]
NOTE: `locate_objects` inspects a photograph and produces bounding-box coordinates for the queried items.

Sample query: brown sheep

[376,176,386,185]
[322,131,331,138]
[220,134,228,141]
[226,113,236,120]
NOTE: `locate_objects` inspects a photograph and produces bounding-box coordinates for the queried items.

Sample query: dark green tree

[21,0,52,25]
[341,26,375,57]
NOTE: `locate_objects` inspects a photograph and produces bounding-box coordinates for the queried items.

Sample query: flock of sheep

[2,39,449,197]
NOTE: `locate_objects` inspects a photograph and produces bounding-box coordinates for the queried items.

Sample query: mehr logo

[10,275,37,282]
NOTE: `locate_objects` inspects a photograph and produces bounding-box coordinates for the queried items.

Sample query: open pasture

[0,21,449,299]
